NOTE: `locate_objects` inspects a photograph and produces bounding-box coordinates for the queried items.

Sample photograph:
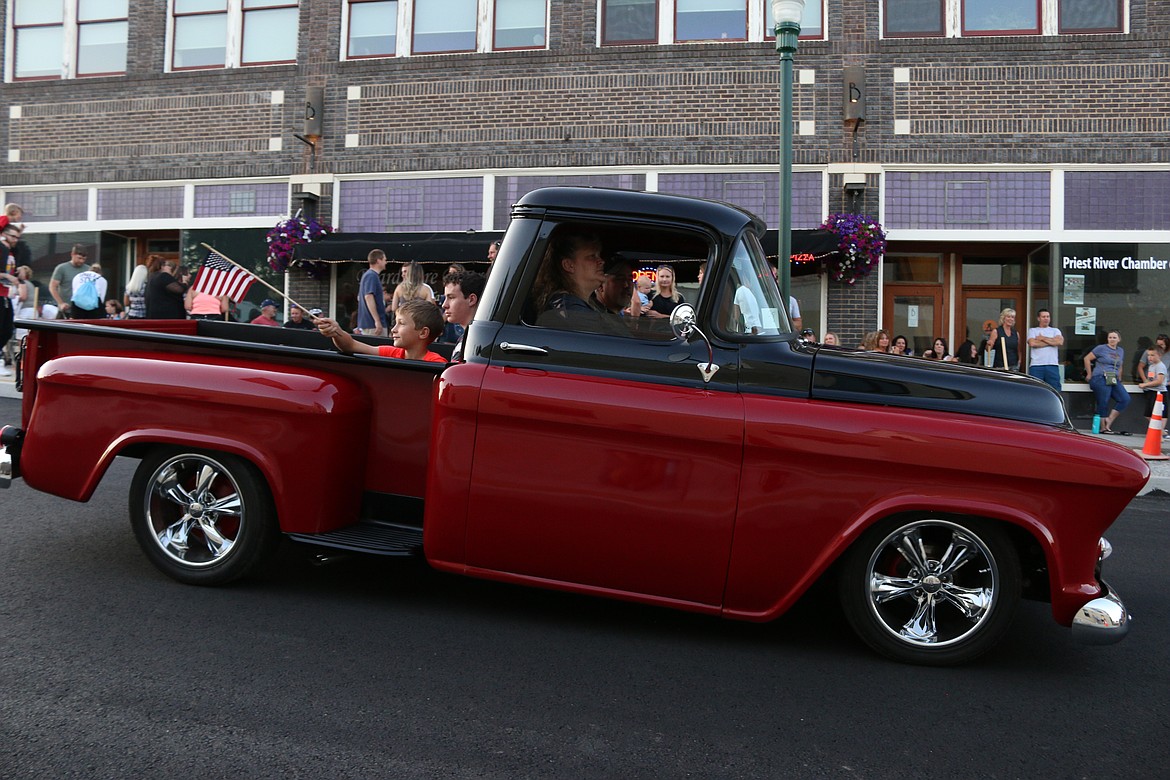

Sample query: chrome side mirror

[669,304,719,383]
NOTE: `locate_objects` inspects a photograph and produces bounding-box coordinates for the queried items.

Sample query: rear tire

[838,516,1021,666]
[130,448,278,585]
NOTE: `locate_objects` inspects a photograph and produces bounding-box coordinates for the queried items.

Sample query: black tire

[129,447,278,585]
[838,515,1021,666]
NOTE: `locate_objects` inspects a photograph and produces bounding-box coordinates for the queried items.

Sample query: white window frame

[597,1,825,47]
[339,0,549,60]
[165,0,300,72]
[881,0,1128,39]
[5,0,129,82]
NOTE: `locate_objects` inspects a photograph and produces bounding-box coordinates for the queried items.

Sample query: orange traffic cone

[1141,391,1170,460]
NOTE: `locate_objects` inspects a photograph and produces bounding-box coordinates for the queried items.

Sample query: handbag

[1104,371,1118,386]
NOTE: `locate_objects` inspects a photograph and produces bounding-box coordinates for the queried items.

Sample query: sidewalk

[0,371,17,400]
[3,370,1168,493]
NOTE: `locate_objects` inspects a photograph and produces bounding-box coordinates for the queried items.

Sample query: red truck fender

[21,353,372,534]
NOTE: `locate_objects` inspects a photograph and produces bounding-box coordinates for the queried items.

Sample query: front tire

[839,516,1021,666]
[130,448,278,585]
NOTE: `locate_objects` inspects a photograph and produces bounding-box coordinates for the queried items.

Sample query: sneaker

[0,366,11,377]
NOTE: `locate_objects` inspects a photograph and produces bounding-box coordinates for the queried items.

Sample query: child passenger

[317,298,447,363]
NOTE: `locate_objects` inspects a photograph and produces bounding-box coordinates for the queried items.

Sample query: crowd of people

[848,308,1061,382]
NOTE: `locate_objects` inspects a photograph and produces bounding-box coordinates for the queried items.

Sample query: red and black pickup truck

[0,187,1147,665]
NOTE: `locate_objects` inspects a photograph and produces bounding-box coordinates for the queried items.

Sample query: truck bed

[12,318,447,537]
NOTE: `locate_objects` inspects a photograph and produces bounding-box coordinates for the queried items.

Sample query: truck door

[464,226,744,609]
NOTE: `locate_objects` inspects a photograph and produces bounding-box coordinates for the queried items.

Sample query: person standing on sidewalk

[357,249,388,336]
[1027,308,1064,392]
[1138,345,1167,436]
[1084,329,1131,435]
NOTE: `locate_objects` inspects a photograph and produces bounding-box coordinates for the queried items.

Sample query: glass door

[961,290,1023,366]
[884,286,943,357]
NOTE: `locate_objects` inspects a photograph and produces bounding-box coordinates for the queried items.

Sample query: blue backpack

[73,275,100,311]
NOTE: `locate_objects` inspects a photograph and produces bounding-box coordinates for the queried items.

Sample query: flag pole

[199,243,320,320]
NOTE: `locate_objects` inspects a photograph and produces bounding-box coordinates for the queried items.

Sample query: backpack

[73,275,100,311]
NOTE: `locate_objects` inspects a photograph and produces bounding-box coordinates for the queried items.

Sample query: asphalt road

[1,394,1167,778]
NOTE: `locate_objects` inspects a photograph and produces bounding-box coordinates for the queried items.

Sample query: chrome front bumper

[1071,585,1130,645]
[1070,538,1131,645]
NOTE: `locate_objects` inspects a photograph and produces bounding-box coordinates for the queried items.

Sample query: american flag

[192,250,255,301]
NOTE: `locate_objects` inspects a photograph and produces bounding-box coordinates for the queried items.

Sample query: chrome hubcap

[145,455,244,567]
[866,520,998,648]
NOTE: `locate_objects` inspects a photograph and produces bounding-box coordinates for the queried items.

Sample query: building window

[884,0,944,37]
[413,0,477,54]
[170,0,299,71]
[1059,0,1122,33]
[242,1,299,65]
[962,0,1040,36]
[764,0,824,40]
[342,0,546,58]
[602,0,657,44]
[676,0,746,42]
[494,0,547,49]
[10,0,128,80]
[884,0,1124,38]
[348,0,398,57]
[602,1,824,47]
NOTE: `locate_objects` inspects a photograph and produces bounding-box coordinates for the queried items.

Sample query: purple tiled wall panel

[194,183,288,218]
[657,172,822,229]
[885,172,1050,230]
[1065,172,1170,230]
[493,174,647,229]
[15,189,89,222]
[97,187,184,220]
[339,178,484,232]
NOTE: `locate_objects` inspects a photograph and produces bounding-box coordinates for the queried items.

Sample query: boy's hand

[316,317,343,337]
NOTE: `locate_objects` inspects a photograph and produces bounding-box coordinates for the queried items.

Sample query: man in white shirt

[1027,308,1064,391]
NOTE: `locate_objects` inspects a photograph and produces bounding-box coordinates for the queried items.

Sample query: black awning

[292,228,840,269]
[760,228,841,259]
[292,231,505,264]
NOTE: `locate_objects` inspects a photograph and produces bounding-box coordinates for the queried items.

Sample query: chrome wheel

[144,453,245,567]
[866,520,996,646]
[130,448,276,585]
[840,517,1020,665]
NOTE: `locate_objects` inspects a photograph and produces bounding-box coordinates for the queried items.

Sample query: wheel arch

[824,507,1050,603]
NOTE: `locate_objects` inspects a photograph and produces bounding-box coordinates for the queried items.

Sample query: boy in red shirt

[317,298,446,363]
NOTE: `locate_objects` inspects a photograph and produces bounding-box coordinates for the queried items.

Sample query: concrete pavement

[3,371,1169,493]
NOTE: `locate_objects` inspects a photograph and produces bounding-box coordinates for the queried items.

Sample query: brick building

[2,1,1168,413]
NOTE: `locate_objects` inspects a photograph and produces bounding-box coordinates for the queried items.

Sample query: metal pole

[776,20,801,319]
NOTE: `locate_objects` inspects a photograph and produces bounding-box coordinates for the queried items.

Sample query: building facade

[2,1,1168,419]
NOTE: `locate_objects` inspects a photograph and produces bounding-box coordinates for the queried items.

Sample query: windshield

[715,232,791,336]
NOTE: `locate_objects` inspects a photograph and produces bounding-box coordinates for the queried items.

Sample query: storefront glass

[1054,242,1170,384]
[181,228,275,322]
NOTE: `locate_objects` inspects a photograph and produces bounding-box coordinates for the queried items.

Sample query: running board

[286,520,423,557]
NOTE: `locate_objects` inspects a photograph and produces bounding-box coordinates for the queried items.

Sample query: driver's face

[601,269,632,308]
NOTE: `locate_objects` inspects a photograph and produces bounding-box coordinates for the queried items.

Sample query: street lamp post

[772,0,805,317]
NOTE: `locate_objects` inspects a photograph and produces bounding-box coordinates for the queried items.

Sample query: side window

[715,235,787,337]
[520,221,709,342]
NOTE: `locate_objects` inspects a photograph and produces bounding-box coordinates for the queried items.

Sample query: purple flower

[820,213,886,285]
[266,216,335,274]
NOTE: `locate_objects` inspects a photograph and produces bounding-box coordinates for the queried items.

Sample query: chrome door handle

[498,342,548,355]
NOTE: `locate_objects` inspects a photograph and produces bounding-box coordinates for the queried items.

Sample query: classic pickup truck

[0,187,1147,665]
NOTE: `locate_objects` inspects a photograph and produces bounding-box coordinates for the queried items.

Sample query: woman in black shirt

[646,264,685,318]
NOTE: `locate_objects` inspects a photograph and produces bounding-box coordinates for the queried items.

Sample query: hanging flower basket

[266,215,334,279]
[820,212,886,285]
